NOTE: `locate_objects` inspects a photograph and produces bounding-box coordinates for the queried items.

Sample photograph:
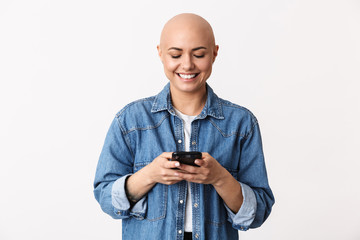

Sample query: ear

[157,45,164,63]
[157,45,162,57]
[212,45,219,63]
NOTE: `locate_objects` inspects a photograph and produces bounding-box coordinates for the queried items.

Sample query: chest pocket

[134,162,167,221]
[204,169,238,226]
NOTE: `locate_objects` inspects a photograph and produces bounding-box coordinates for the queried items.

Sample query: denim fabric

[93,83,275,240]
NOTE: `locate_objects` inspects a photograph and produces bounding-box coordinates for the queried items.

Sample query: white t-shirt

[173,108,196,233]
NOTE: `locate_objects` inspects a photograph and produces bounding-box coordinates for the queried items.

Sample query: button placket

[174,114,184,151]
[190,119,199,152]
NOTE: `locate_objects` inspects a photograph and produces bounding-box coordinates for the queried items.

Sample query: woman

[94,13,274,240]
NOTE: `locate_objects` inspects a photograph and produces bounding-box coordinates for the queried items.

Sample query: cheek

[197,59,213,72]
[163,59,178,72]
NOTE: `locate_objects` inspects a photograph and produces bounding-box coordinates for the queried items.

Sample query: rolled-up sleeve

[93,117,147,219]
[224,182,257,231]
[112,174,147,219]
[230,117,275,230]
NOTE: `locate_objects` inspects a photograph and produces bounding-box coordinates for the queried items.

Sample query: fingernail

[175,162,180,167]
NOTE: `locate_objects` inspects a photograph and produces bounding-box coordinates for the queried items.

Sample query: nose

[181,54,194,71]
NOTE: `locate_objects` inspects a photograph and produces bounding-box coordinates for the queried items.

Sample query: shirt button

[179,200,184,204]
[178,139,182,144]
[178,230,182,234]
[195,233,199,238]
[116,211,121,215]
[192,141,196,145]
[194,203,198,208]
[240,227,244,230]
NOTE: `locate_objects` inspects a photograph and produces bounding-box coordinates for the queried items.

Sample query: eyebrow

[167,46,207,51]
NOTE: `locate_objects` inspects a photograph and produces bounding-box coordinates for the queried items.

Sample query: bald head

[159,13,216,48]
[156,14,219,96]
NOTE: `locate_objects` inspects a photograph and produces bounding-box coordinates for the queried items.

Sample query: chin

[171,81,206,94]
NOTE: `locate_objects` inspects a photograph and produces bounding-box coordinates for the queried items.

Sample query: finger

[194,159,206,167]
[201,152,211,158]
[176,172,202,183]
[162,175,183,181]
[166,179,182,185]
[160,152,173,159]
[161,178,183,185]
[164,159,180,169]
[159,169,184,182]
[178,163,200,173]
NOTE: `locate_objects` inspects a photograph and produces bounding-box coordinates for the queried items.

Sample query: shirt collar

[151,83,224,120]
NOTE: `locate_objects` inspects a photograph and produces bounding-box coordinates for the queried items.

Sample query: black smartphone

[172,151,202,167]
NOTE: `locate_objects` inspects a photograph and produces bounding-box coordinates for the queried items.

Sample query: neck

[170,85,207,116]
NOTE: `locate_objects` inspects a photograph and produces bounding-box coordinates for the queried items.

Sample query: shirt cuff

[111,174,147,219]
[224,182,257,231]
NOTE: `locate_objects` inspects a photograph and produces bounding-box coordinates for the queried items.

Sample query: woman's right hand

[125,152,183,203]
[145,152,183,185]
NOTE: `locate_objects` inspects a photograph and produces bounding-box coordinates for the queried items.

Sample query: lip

[176,73,200,81]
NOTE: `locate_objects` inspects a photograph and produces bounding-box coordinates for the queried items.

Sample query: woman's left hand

[174,152,227,186]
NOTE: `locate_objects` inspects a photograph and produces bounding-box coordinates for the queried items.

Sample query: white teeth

[179,73,196,79]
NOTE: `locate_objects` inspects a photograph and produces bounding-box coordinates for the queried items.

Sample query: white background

[1,1,359,239]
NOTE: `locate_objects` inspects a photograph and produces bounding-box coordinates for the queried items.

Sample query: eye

[171,55,181,59]
[194,55,205,58]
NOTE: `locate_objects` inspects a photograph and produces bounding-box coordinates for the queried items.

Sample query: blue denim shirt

[94,83,274,240]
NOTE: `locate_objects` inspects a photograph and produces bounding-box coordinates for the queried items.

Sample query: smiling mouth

[177,73,200,79]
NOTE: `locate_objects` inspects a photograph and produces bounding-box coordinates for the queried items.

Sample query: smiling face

[157,14,218,95]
